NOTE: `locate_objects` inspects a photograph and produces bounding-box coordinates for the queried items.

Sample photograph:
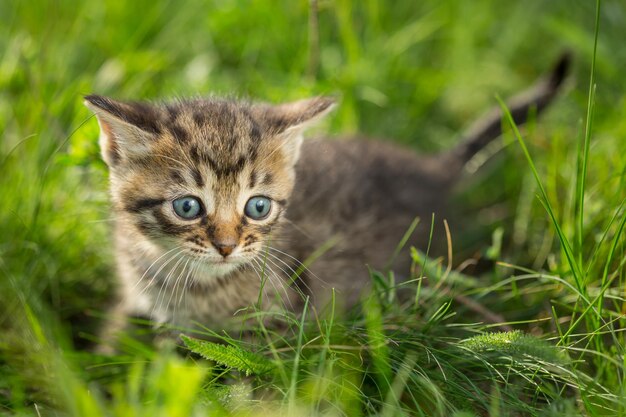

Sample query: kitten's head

[85,94,334,278]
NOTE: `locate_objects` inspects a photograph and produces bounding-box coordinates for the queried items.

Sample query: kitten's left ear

[84,95,161,167]
[263,96,336,163]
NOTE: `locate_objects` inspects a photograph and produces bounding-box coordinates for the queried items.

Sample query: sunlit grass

[1,0,625,416]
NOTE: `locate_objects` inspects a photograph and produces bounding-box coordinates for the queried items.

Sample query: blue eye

[172,196,203,219]
[244,196,272,220]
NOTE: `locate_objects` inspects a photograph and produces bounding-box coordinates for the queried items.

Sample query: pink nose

[212,240,236,257]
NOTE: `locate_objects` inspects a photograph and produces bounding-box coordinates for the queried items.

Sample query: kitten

[84,55,569,347]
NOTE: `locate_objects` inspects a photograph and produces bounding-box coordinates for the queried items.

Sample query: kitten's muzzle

[212,239,237,257]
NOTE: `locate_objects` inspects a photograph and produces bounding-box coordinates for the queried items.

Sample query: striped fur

[85,55,569,349]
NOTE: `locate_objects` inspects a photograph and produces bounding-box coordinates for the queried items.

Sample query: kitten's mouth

[184,246,245,264]
[215,257,237,264]
[180,246,252,278]
[190,255,245,280]
[201,253,248,267]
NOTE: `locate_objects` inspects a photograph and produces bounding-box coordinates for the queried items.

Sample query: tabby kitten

[85,56,569,345]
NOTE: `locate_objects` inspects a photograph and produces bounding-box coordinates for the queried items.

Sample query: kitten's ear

[83,95,161,166]
[264,96,336,163]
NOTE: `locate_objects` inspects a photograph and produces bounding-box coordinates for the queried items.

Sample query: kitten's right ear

[83,95,160,167]
[259,96,336,165]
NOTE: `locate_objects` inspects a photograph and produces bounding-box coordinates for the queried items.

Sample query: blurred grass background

[1,0,625,415]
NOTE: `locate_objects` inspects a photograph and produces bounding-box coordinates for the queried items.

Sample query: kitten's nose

[212,240,237,257]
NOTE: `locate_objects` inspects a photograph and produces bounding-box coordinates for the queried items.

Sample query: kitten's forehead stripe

[192,110,206,127]
[189,145,201,164]
[261,173,273,185]
[191,167,204,187]
[249,122,262,141]
[203,154,248,179]
[249,171,258,188]
[170,170,185,184]
[165,104,181,122]
[169,123,189,144]
[142,100,272,187]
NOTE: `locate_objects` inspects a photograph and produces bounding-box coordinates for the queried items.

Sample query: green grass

[1,0,626,415]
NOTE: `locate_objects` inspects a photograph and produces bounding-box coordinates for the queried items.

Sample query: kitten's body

[85,56,569,343]
[109,138,451,329]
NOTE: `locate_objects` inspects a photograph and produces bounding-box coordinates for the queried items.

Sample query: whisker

[171,136,197,169]
[262,250,314,298]
[263,263,293,310]
[266,246,329,287]
[249,258,271,307]
[135,248,185,300]
[179,258,201,305]
[152,153,191,169]
[166,256,192,316]
[253,141,287,169]
[132,246,181,292]
[251,258,283,309]
[279,217,316,240]
[178,259,200,318]
[152,253,187,319]
[176,256,199,317]
[253,256,295,311]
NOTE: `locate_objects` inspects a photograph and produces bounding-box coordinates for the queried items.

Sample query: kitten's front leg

[96,289,168,354]
[95,300,132,355]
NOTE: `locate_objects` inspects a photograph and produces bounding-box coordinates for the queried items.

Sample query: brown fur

[85,55,569,348]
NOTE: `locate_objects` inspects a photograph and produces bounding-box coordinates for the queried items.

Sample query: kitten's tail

[441,53,571,179]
